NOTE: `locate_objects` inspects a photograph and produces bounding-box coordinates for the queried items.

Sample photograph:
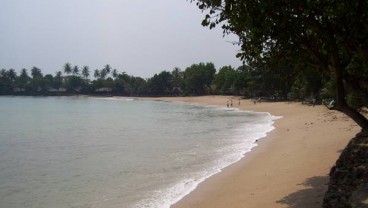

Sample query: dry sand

[143,96,360,208]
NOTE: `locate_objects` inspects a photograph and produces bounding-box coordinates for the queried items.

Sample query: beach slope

[146,96,360,208]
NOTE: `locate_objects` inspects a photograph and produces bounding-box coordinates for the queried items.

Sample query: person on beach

[227,100,229,108]
[327,99,335,109]
[238,99,241,105]
[230,99,233,107]
[312,98,316,107]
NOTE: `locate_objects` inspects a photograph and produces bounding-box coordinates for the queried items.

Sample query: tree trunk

[332,59,368,130]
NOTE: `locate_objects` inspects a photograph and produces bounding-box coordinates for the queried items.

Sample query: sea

[0,96,278,208]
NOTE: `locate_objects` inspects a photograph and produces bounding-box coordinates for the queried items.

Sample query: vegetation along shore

[2,0,368,207]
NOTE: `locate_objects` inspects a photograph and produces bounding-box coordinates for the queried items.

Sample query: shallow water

[0,96,275,208]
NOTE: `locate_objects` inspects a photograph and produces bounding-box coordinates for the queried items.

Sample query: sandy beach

[144,96,360,208]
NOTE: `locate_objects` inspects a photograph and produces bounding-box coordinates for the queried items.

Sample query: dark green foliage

[0,60,336,99]
[63,63,72,75]
[64,75,83,91]
[81,66,90,80]
[184,62,216,95]
[147,71,173,96]
[31,67,42,79]
[193,0,368,129]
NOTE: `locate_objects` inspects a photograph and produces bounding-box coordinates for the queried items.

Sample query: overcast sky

[0,0,242,78]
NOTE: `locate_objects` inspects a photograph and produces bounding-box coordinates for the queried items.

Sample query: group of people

[226,98,241,108]
[227,99,233,108]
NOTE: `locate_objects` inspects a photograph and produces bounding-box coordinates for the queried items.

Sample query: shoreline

[142,96,360,208]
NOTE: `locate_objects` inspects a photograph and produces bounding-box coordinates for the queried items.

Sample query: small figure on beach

[230,99,233,107]
[312,98,316,107]
[254,97,260,104]
[238,99,241,105]
[327,99,335,109]
[227,100,229,108]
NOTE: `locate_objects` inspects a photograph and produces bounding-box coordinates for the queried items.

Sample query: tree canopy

[193,0,368,130]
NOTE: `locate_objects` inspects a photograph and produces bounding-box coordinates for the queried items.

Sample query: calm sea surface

[0,96,276,208]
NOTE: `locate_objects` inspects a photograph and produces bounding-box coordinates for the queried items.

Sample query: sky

[0,0,242,78]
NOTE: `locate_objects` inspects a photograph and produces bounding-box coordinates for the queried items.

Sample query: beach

[145,96,360,208]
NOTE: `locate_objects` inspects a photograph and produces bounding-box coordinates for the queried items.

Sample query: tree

[104,64,111,74]
[193,0,368,130]
[16,68,30,89]
[31,67,43,78]
[19,69,30,82]
[29,67,47,92]
[65,76,83,91]
[184,62,216,95]
[214,65,236,94]
[7,69,17,81]
[171,67,185,94]
[72,65,79,75]
[112,69,118,79]
[147,71,173,96]
[44,74,54,89]
[94,69,101,79]
[82,66,90,80]
[53,71,63,89]
[63,63,72,76]
[100,64,111,79]
[0,69,16,94]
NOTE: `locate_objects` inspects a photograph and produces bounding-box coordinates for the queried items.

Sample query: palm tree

[55,71,62,78]
[99,64,111,79]
[7,69,17,81]
[94,69,100,79]
[112,69,118,79]
[72,65,79,75]
[19,68,30,81]
[104,64,111,74]
[53,71,63,89]
[63,63,72,76]
[82,66,90,80]
[31,66,42,78]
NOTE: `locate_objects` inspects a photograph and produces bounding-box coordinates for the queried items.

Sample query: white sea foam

[90,96,135,101]
[133,104,280,208]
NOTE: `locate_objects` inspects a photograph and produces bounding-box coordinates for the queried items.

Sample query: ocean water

[0,96,277,208]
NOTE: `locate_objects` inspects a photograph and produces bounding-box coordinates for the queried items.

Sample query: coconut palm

[94,69,100,79]
[7,69,17,81]
[82,66,90,80]
[72,65,79,75]
[63,63,72,76]
[104,64,111,74]
[112,69,118,79]
[31,66,42,78]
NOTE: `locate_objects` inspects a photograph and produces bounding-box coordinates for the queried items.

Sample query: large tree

[72,65,79,75]
[148,71,173,96]
[31,67,43,78]
[81,66,90,80]
[184,62,216,95]
[63,63,72,76]
[193,0,368,130]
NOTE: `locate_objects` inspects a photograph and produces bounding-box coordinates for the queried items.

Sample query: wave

[133,103,280,208]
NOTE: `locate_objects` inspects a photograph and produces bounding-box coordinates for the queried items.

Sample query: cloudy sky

[0,0,242,78]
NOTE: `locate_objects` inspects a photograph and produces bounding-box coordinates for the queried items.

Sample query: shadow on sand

[276,176,329,208]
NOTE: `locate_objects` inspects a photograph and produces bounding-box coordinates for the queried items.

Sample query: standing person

[230,99,233,107]
[227,100,229,108]
[312,98,316,107]
[238,99,241,105]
